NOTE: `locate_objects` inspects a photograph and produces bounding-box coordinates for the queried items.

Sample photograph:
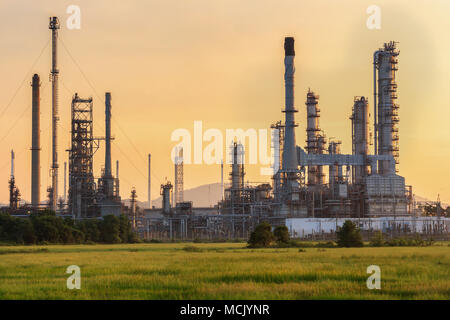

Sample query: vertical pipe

[49,17,60,210]
[148,153,151,208]
[104,93,112,177]
[116,160,120,197]
[64,162,67,204]
[31,74,40,208]
[11,150,14,178]
[373,51,378,157]
[220,159,224,201]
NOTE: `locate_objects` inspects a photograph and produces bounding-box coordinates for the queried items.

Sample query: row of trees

[248,222,290,248]
[0,210,139,244]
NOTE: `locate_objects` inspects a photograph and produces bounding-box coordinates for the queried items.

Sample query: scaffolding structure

[174,147,184,205]
[68,94,99,218]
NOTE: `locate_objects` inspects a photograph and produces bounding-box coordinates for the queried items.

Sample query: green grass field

[0,243,448,299]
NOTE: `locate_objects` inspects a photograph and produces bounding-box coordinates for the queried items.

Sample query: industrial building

[136,37,448,240]
[3,17,448,239]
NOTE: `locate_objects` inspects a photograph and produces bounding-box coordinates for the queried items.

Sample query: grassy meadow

[0,242,449,299]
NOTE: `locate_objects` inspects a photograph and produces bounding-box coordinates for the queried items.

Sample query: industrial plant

[3,17,449,240]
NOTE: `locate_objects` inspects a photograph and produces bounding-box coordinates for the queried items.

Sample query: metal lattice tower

[374,41,399,174]
[49,17,60,211]
[174,147,184,204]
[68,94,97,218]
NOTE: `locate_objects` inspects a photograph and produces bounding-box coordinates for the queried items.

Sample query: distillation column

[49,17,60,210]
[351,96,369,184]
[305,89,325,187]
[374,41,399,175]
[31,74,41,208]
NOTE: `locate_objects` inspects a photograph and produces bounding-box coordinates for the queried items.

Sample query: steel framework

[68,94,99,218]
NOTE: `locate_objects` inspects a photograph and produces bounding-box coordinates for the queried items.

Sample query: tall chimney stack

[102,92,115,199]
[31,74,41,208]
[282,37,298,173]
[104,92,112,177]
[281,36,300,197]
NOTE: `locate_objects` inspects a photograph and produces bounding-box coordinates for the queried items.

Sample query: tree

[99,215,121,243]
[248,222,275,248]
[337,220,363,247]
[31,215,64,243]
[273,225,290,244]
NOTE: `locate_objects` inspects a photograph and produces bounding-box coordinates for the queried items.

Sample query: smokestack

[148,153,151,208]
[104,93,112,177]
[282,37,298,173]
[31,74,41,208]
[49,16,60,211]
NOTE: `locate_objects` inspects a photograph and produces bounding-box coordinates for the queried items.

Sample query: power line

[0,39,50,119]
[60,38,163,186]
[0,82,49,145]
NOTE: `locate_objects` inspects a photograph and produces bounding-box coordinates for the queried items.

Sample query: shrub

[247,222,275,248]
[182,245,203,252]
[337,220,363,247]
[370,231,385,247]
[315,241,336,248]
[273,225,290,244]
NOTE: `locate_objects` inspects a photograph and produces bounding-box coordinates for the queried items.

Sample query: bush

[273,225,290,244]
[248,222,275,248]
[315,241,336,248]
[370,231,385,247]
[337,220,363,247]
[182,245,203,252]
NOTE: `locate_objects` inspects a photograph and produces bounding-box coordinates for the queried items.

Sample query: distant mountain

[150,183,223,208]
[122,183,223,209]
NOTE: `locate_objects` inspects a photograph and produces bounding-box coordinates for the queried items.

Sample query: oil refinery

[3,17,448,240]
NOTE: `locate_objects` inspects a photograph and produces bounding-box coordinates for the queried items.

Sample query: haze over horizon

[1,0,449,204]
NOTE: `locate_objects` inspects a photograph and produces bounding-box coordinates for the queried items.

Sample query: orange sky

[0,0,449,204]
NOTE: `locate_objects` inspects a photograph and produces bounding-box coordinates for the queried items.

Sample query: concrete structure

[280,37,300,196]
[31,74,40,208]
[286,217,449,238]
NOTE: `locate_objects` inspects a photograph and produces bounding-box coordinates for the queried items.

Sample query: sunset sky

[0,0,449,205]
